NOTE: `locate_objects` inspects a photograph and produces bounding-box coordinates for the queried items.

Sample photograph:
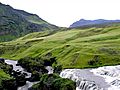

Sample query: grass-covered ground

[0,24,120,68]
[0,63,13,89]
[0,70,11,87]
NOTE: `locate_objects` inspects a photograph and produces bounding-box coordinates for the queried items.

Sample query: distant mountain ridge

[0,3,58,42]
[70,19,120,28]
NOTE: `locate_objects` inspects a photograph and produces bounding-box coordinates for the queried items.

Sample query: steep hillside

[0,3,58,42]
[70,19,120,28]
[0,24,120,68]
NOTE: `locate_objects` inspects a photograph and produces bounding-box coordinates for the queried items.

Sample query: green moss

[53,78,76,90]
[30,74,76,90]
[0,70,11,89]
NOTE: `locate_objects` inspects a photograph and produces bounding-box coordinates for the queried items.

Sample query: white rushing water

[5,60,31,78]
[91,65,120,90]
[60,65,120,90]
[60,69,103,90]
[45,66,54,74]
[5,60,54,90]
[5,60,120,90]
[18,81,39,90]
[5,60,37,90]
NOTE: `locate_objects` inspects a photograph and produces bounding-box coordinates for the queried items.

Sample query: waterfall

[91,65,120,90]
[76,80,99,90]
[60,69,101,90]
[60,65,120,90]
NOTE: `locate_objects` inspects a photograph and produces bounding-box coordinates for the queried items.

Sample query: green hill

[0,3,58,42]
[0,24,120,68]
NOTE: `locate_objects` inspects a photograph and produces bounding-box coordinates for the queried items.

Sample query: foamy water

[60,65,120,90]
[91,65,120,90]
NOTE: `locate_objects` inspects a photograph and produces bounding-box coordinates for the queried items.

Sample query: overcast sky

[1,0,120,27]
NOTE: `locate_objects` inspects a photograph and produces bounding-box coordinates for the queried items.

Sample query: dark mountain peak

[95,19,105,20]
[70,19,120,28]
[0,2,12,8]
[79,19,86,21]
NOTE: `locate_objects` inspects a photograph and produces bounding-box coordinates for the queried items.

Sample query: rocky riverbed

[5,60,39,90]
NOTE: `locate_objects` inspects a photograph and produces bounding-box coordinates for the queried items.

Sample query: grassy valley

[1,1,120,90]
[0,24,120,68]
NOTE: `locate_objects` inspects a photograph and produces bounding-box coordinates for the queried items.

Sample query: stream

[5,59,120,90]
[5,60,39,90]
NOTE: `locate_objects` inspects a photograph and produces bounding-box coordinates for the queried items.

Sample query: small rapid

[45,66,54,74]
[5,60,31,78]
[5,60,38,90]
[5,60,54,90]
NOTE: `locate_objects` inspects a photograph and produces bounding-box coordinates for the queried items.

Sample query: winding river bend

[5,59,120,90]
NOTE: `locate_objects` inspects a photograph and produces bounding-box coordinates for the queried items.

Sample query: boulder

[0,58,5,63]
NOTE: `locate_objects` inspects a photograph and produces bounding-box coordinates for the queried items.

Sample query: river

[60,66,120,90]
[5,60,120,90]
